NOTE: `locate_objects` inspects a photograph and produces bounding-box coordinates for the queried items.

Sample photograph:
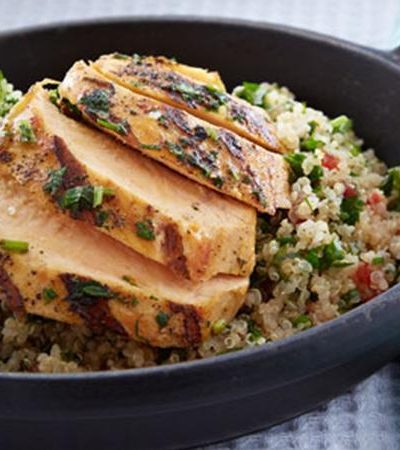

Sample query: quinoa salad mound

[2,75,400,373]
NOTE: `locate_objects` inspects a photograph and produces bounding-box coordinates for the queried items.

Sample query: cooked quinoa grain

[2,78,400,372]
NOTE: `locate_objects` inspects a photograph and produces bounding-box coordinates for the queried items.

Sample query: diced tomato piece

[367,191,383,205]
[352,263,380,301]
[322,153,339,170]
[367,191,387,216]
[343,184,358,198]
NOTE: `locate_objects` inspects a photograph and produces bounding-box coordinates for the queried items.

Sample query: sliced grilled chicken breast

[92,53,284,152]
[0,171,248,347]
[59,61,290,214]
[1,84,256,282]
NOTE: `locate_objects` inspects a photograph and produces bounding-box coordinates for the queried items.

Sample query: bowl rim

[0,15,399,381]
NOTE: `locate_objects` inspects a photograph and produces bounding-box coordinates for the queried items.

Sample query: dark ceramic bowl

[1,17,400,450]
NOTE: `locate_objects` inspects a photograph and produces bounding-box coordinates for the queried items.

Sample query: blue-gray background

[3,1,400,449]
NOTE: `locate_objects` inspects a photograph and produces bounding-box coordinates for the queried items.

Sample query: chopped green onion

[96,118,128,135]
[331,115,353,133]
[292,314,312,329]
[300,137,323,152]
[0,239,29,253]
[212,319,227,335]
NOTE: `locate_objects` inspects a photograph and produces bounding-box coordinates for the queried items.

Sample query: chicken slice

[59,61,290,214]
[0,84,256,282]
[92,53,284,153]
[0,171,248,348]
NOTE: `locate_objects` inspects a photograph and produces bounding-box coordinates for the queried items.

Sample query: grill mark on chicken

[95,54,284,153]
[0,151,12,163]
[0,260,25,319]
[82,76,115,92]
[168,301,202,345]
[51,135,88,188]
[161,223,189,279]
[218,131,243,160]
[59,62,291,213]
[61,274,126,335]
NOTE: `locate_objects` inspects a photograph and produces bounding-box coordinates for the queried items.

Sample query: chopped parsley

[308,165,323,186]
[340,194,364,225]
[48,88,60,106]
[330,115,353,133]
[141,143,161,150]
[304,240,347,271]
[155,311,169,328]
[0,70,21,117]
[79,89,110,117]
[277,236,297,246]
[382,167,400,211]
[135,220,155,241]
[235,82,268,107]
[247,319,263,341]
[300,137,324,152]
[18,120,36,143]
[67,279,115,300]
[0,239,29,253]
[284,152,306,182]
[338,288,361,313]
[43,167,66,196]
[96,118,129,135]
[292,314,313,328]
[42,287,58,303]
[372,256,384,265]
[166,141,185,160]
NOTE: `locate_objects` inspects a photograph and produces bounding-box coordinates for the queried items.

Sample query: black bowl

[1,17,400,450]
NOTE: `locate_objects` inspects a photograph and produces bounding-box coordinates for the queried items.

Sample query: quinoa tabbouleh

[1,74,400,372]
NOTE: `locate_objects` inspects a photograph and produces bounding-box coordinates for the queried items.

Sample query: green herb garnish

[340,195,364,225]
[247,319,263,341]
[236,82,268,107]
[43,167,66,196]
[277,236,297,246]
[156,311,169,328]
[212,319,227,335]
[292,314,313,329]
[0,239,29,253]
[79,89,110,117]
[372,256,384,265]
[135,220,155,241]
[141,143,161,150]
[0,70,21,117]
[18,120,36,143]
[331,115,353,133]
[300,137,323,152]
[284,152,306,182]
[382,167,400,210]
[68,279,114,300]
[42,287,58,303]
[96,118,128,135]
[60,185,113,213]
